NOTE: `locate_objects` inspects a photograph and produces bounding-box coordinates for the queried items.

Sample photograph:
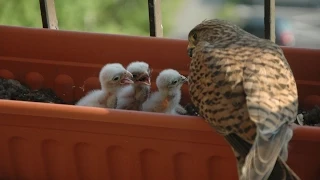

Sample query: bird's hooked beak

[187,44,195,58]
[180,75,188,83]
[136,71,151,86]
[120,71,134,85]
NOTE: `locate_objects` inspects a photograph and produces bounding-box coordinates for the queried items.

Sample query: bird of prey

[116,61,152,111]
[186,19,300,180]
[142,69,188,114]
[76,63,133,108]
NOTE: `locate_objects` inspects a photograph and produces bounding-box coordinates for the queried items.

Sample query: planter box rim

[0,99,207,131]
[0,99,319,143]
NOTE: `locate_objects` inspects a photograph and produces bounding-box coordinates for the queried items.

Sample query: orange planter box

[0,25,320,180]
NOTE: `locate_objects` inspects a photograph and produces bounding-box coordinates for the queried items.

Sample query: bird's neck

[133,84,150,91]
[102,85,118,94]
[161,89,181,101]
[133,84,151,102]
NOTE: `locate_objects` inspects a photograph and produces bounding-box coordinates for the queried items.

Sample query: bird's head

[187,19,243,57]
[126,61,152,86]
[99,63,134,92]
[156,69,188,93]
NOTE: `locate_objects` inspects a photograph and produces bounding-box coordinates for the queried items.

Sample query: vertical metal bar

[148,0,163,37]
[39,0,59,30]
[264,0,275,42]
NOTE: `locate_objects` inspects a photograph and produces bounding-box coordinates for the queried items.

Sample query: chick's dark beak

[187,48,194,58]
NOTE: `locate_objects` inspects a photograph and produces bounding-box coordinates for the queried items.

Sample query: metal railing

[38,0,275,42]
[264,0,275,42]
[39,0,59,30]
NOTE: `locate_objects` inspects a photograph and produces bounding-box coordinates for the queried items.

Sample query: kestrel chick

[116,61,152,111]
[76,63,133,108]
[142,69,188,114]
[175,104,188,115]
[187,19,300,180]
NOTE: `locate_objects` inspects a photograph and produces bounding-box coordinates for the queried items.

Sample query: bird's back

[142,91,179,114]
[142,91,164,112]
[76,89,107,108]
[189,35,298,142]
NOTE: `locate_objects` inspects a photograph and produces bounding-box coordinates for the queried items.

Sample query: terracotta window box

[0,25,320,180]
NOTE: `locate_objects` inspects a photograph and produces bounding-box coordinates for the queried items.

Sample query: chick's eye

[171,80,178,85]
[132,74,137,78]
[113,76,120,81]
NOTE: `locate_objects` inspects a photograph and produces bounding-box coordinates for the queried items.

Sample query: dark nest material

[0,78,65,104]
[297,106,320,126]
[184,103,200,116]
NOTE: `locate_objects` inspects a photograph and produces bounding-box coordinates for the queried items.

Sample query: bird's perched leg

[224,134,250,177]
[231,147,246,177]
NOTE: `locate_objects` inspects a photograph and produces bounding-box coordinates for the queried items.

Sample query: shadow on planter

[0,25,319,180]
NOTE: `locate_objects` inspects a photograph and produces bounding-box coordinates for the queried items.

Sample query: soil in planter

[184,103,200,116]
[297,106,320,126]
[0,78,65,104]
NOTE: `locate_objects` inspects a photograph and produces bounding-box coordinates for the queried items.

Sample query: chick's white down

[116,61,151,111]
[76,63,133,108]
[142,69,187,114]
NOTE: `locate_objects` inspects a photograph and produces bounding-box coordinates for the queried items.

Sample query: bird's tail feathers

[242,125,295,180]
[224,127,299,180]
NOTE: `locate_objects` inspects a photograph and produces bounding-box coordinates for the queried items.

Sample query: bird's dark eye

[171,80,178,85]
[113,76,120,81]
[132,74,137,78]
[192,33,197,40]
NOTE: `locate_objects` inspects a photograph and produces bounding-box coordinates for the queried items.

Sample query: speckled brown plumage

[187,19,300,180]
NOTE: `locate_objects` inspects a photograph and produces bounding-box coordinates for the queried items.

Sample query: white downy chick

[116,61,152,111]
[175,104,188,115]
[76,63,134,108]
[142,69,188,114]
